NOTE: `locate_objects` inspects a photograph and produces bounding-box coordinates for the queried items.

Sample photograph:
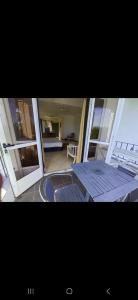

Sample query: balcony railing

[114,141,138,152]
[112,141,138,167]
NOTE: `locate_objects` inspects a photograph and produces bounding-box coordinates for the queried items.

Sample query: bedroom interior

[38,98,84,173]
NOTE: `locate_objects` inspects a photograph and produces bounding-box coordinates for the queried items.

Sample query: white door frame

[0,98,43,198]
[83,98,125,163]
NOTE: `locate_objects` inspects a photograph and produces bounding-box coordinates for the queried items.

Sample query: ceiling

[38,98,83,107]
[38,98,83,117]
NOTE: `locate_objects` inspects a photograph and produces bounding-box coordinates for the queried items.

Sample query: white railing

[114,141,138,152]
[111,141,138,173]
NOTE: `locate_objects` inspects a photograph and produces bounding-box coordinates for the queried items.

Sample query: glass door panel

[84,98,119,163]
[0,98,43,198]
[90,98,118,143]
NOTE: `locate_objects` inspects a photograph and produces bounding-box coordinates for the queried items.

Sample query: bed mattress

[43,138,63,148]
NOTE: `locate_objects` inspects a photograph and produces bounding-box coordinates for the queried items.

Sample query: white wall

[116,99,138,145]
[62,114,81,140]
[74,115,81,140]
[39,113,81,141]
[38,101,82,141]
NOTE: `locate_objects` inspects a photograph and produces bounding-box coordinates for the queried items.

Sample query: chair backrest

[43,178,54,202]
[124,188,138,202]
[42,173,73,202]
[68,144,78,156]
[118,165,136,177]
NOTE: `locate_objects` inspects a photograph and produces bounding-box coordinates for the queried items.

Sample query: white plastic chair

[67,144,78,164]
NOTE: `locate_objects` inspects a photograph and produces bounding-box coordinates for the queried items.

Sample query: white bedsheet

[43,138,63,148]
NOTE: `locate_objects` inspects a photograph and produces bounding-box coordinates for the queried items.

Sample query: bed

[43,138,63,152]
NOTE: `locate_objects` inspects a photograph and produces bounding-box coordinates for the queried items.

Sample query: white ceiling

[38,98,83,117]
[38,98,83,107]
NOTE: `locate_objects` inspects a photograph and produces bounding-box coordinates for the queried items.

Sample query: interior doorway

[38,98,85,174]
[0,98,87,200]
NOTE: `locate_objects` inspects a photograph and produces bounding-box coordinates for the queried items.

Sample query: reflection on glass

[8,98,36,141]
[90,98,118,143]
[9,145,39,180]
[88,143,108,161]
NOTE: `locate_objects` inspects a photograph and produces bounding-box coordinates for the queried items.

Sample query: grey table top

[72,160,138,202]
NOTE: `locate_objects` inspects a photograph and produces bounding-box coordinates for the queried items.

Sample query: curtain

[76,99,87,163]
[18,100,34,139]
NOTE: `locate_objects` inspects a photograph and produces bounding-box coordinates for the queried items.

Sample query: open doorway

[38,98,84,173]
[0,98,87,200]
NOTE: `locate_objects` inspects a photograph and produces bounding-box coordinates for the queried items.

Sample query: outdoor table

[72,160,138,202]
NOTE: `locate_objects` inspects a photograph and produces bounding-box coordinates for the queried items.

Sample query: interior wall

[62,114,81,140]
[74,115,82,140]
[39,98,83,108]
[116,98,138,145]
[38,99,83,141]
[40,114,81,141]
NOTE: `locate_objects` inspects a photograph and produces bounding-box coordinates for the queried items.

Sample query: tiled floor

[44,149,73,173]
[1,177,43,202]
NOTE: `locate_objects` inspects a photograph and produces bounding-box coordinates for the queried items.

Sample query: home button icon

[66,288,73,295]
